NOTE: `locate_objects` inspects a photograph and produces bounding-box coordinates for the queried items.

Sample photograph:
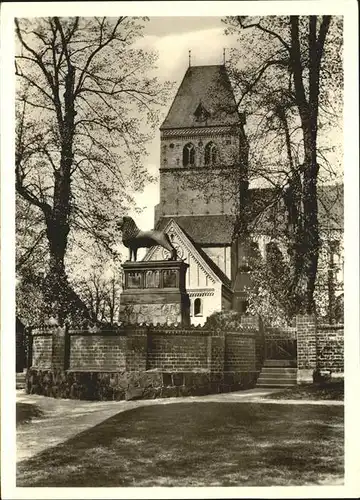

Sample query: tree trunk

[302,129,320,314]
[42,63,90,324]
[290,15,330,315]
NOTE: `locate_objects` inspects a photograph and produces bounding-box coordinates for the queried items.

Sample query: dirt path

[16,388,343,462]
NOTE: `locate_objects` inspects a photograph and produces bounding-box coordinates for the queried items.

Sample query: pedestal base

[119,260,190,325]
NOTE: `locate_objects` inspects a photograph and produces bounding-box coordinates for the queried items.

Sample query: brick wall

[69,334,127,371]
[296,315,317,371]
[296,315,344,382]
[317,325,344,373]
[52,327,66,369]
[27,320,262,400]
[126,329,148,372]
[147,332,209,371]
[29,321,262,376]
[32,333,52,369]
[224,333,257,371]
[208,334,225,372]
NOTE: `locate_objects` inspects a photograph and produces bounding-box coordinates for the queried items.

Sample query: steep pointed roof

[161,65,241,130]
[156,214,236,245]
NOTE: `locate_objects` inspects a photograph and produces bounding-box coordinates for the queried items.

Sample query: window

[194,102,210,122]
[204,141,217,166]
[194,298,202,316]
[183,143,195,167]
[240,300,249,313]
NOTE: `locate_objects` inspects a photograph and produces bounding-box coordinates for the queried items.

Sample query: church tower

[145,63,343,324]
[146,64,249,324]
[154,64,248,224]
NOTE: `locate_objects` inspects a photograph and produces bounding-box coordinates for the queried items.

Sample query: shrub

[205,311,245,331]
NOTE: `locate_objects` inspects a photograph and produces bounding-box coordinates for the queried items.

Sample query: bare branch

[237,16,291,53]
[74,17,126,96]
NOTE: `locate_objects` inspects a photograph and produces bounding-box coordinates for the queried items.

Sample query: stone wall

[26,318,263,400]
[158,130,240,217]
[25,369,258,401]
[119,302,184,326]
[158,169,236,218]
[161,134,241,171]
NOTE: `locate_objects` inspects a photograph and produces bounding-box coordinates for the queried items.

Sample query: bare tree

[71,265,122,325]
[16,195,48,273]
[223,15,343,314]
[15,17,170,323]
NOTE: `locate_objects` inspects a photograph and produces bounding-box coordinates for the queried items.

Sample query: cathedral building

[143,64,344,325]
[144,64,246,324]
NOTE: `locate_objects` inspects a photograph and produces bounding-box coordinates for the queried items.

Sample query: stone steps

[16,372,26,390]
[257,366,298,388]
[263,359,297,367]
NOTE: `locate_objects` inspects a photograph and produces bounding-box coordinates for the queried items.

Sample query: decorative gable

[142,219,222,287]
[194,101,210,122]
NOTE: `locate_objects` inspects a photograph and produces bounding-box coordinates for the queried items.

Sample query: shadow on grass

[265,381,344,401]
[17,403,44,426]
[17,402,344,487]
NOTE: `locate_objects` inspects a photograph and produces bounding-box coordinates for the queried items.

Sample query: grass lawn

[17,402,343,487]
[16,403,43,426]
[266,381,344,401]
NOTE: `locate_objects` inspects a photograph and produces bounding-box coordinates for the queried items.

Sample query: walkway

[16,388,343,462]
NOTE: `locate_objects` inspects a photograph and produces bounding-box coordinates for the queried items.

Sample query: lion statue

[116,216,178,262]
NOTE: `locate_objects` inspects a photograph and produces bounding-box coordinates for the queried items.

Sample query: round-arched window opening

[183,143,195,167]
[194,298,202,316]
[204,141,218,166]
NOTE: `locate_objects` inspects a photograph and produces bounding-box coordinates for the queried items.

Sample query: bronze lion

[116,216,177,262]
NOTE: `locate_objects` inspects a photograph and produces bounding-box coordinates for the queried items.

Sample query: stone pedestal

[119,260,190,325]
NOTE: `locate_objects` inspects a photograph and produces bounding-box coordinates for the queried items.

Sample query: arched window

[194,298,202,316]
[183,143,195,167]
[204,141,217,166]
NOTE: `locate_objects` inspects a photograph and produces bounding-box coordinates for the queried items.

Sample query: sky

[127,16,344,235]
[128,16,237,232]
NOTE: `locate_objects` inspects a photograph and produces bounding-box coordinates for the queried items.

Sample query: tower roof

[160,65,241,130]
